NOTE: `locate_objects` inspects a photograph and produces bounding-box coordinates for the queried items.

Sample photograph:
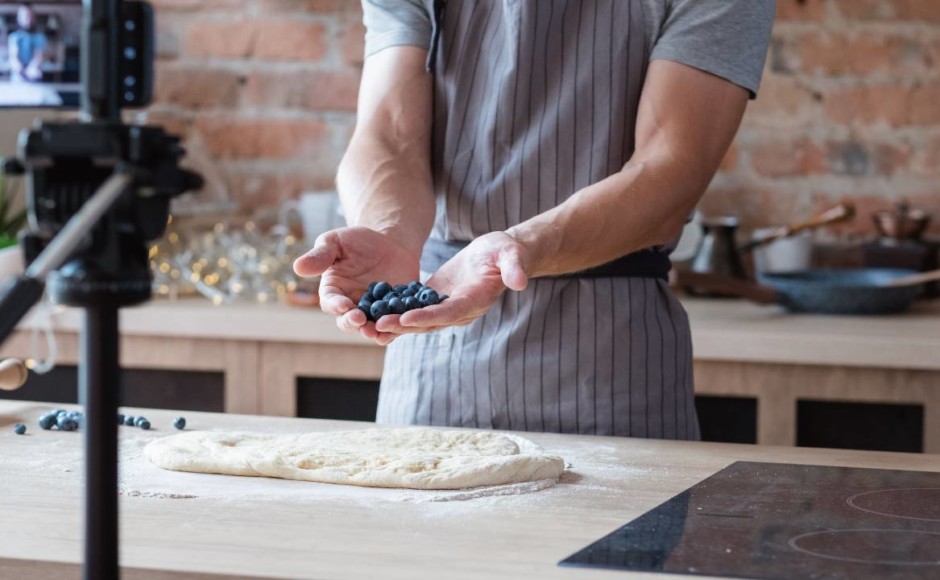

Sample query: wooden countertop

[1,401,939,579]
[15,295,940,370]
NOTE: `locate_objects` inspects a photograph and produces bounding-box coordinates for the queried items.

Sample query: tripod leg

[81,306,120,580]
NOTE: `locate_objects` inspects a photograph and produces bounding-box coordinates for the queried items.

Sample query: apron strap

[421,238,671,281]
[426,0,448,73]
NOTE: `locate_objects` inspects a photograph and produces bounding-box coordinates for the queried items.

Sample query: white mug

[279,191,342,246]
[752,228,813,274]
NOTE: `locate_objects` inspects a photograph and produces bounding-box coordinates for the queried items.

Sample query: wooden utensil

[878,268,940,288]
[740,202,856,252]
[0,358,28,391]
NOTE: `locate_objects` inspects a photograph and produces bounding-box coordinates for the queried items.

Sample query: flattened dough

[144,428,566,490]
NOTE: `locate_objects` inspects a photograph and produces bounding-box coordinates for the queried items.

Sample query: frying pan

[679,268,940,315]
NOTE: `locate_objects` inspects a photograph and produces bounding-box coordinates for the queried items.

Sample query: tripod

[0,2,201,578]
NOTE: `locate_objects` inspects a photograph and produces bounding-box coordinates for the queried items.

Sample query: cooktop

[560,461,940,579]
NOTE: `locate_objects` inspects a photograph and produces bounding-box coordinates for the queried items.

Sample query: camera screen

[0,1,82,108]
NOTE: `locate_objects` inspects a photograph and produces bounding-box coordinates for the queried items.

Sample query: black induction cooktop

[560,461,940,579]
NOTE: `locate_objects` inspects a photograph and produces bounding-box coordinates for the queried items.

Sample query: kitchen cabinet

[2,297,939,450]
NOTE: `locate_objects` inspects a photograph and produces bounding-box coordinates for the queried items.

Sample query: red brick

[776,31,932,77]
[824,83,940,127]
[750,137,825,177]
[911,135,940,176]
[224,169,337,209]
[150,0,243,10]
[255,21,328,61]
[776,0,826,21]
[154,64,242,108]
[243,70,360,111]
[184,20,258,59]
[256,0,361,14]
[339,19,366,66]
[193,117,329,159]
[838,0,940,23]
[743,75,817,126]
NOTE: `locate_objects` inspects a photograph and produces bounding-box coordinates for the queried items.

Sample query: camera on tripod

[0,3,202,575]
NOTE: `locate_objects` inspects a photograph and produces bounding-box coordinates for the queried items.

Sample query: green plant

[0,158,26,250]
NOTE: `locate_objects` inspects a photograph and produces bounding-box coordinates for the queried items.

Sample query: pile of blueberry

[358,280,447,322]
[37,409,85,432]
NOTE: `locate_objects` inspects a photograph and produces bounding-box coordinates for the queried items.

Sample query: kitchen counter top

[16,295,940,370]
[1,401,938,579]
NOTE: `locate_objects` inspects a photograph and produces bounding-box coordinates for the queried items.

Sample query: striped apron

[376,0,700,440]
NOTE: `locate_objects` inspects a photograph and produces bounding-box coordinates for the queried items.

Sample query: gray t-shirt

[363,0,774,98]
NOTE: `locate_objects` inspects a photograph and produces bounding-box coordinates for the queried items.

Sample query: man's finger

[337,308,367,333]
[319,285,356,317]
[498,243,529,291]
[293,232,340,277]
[398,297,470,328]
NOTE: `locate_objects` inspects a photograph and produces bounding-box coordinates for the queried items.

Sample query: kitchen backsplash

[143,0,939,236]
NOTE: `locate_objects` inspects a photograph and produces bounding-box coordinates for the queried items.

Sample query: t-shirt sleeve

[362,0,433,59]
[650,0,775,99]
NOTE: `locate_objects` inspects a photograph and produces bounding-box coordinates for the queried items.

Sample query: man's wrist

[505,221,560,279]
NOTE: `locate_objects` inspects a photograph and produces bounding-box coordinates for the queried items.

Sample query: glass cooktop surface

[560,461,940,579]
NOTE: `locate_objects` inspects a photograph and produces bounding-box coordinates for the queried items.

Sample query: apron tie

[426,0,448,73]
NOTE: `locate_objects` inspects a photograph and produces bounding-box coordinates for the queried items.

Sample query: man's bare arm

[335,46,435,256]
[506,60,748,278]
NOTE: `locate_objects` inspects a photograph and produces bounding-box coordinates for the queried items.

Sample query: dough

[144,428,566,490]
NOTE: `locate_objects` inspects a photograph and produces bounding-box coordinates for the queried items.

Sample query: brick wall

[149,0,940,235]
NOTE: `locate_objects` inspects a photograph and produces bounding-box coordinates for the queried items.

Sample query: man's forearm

[506,153,703,279]
[336,132,435,257]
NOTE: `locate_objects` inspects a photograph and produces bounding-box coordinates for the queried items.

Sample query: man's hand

[294,227,420,344]
[375,232,529,336]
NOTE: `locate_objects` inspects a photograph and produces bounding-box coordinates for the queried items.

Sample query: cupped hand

[293,227,420,344]
[374,232,530,335]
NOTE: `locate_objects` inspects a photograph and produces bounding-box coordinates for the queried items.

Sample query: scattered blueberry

[134,416,148,427]
[358,299,374,319]
[370,300,391,320]
[38,413,57,430]
[117,413,125,425]
[138,420,151,430]
[403,296,419,311]
[124,415,136,426]
[388,296,406,315]
[13,423,26,435]
[393,284,407,294]
[371,281,392,301]
[173,417,186,430]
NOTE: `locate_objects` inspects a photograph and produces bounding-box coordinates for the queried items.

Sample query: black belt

[420,238,671,281]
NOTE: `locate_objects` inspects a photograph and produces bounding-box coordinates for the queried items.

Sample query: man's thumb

[293,233,340,277]
[498,243,529,292]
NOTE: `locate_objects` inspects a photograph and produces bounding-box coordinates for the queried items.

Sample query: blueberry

[367,281,378,294]
[38,413,57,430]
[418,288,440,306]
[439,295,449,302]
[358,299,374,320]
[407,280,422,290]
[401,287,417,298]
[117,413,125,425]
[388,296,406,315]
[403,296,419,311]
[173,417,186,430]
[13,423,26,435]
[370,300,391,320]
[393,284,407,294]
[360,290,373,303]
[134,416,148,427]
[138,420,151,430]
[50,408,65,416]
[57,416,78,431]
[372,281,392,300]
[124,415,137,426]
